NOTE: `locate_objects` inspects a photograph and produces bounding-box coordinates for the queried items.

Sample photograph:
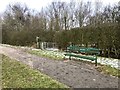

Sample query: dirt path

[0,45,119,88]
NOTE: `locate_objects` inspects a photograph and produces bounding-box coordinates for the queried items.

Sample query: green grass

[96,65,120,78]
[27,49,64,60]
[2,54,68,88]
[75,58,120,77]
[77,58,120,78]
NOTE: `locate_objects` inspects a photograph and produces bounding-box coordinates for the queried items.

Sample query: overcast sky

[0,0,119,13]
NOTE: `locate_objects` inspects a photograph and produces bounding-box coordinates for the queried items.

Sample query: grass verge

[27,49,64,60]
[2,54,68,88]
[73,58,120,77]
[72,58,120,77]
[96,65,120,78]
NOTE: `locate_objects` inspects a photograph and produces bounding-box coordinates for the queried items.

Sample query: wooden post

[36,36,40,49]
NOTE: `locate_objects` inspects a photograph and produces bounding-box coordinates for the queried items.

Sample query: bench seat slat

[64,53,96,61]
[65,45,100,66]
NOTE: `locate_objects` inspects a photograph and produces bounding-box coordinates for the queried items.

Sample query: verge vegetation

[2,54,68,88]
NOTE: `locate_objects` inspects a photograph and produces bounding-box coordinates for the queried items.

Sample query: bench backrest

[67,45,100,55]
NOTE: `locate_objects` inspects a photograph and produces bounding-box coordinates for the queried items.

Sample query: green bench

[64,45,100,66]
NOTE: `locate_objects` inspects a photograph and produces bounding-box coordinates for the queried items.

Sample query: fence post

[36,36,40,49]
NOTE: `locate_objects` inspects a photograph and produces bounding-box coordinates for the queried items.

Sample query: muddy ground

[0,45,119,88]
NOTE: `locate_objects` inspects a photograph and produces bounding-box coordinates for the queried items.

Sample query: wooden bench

[64,45,100,66]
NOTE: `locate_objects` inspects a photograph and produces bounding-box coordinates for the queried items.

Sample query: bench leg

[69,56,71,60]
[95,59,97,66]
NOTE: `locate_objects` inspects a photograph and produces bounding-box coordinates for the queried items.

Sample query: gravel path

[0,45,119,88]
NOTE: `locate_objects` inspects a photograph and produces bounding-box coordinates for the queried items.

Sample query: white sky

[0,0,119,13]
